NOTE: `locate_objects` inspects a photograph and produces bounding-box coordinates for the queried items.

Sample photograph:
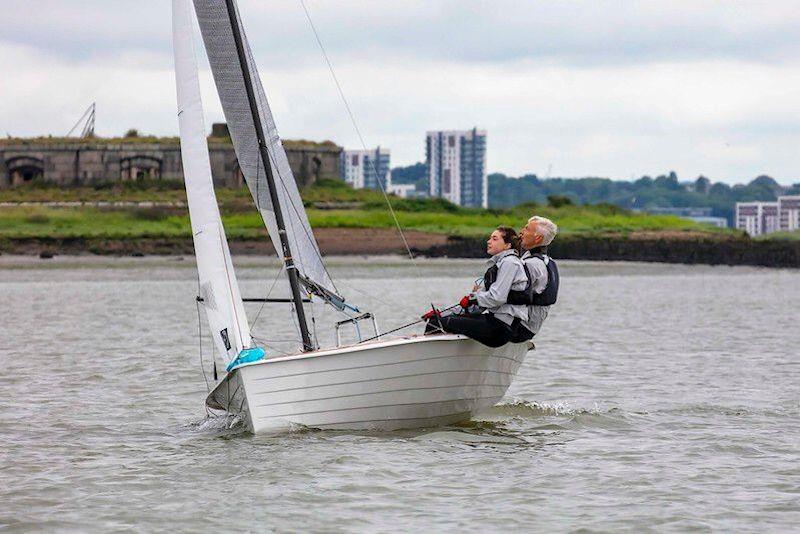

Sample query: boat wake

[185,412,249,437]
[477,399,602,420]
[184,399,624,443]
[472,398,631,434]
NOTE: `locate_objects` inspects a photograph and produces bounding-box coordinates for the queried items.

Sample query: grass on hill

[0,181,733,241]
[754,230,800,241]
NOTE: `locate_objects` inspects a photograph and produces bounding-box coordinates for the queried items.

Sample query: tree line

[391,163,800,222]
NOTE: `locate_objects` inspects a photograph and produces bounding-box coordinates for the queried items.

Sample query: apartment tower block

[426,128,487,208]
[340,147,391,191]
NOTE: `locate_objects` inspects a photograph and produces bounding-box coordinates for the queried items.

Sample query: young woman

[425,226,529,347]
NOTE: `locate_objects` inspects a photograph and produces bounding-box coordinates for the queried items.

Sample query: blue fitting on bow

[226,347,266,372]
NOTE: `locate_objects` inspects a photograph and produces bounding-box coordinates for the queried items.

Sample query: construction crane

[66,102,96,138]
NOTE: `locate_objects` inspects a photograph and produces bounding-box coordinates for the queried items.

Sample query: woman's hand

[472,283,480,292]
[459,294,477,309]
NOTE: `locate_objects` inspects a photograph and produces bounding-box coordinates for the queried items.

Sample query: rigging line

[360,320,422,343]
[359,303,460,343]
[249,336,293,356]
[298,0,429,286]
[248,263,285,330]
[250,336,305,343]
[333,277,420,318]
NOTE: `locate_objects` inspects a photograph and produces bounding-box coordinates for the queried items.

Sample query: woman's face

[486,230,511,256]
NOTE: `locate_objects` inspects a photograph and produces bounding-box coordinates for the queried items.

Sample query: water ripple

[1,258,799,531]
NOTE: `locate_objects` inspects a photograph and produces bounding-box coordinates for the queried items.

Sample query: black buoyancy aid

[506,250,559,306]
[482,253,518,292]
[483,264,499,291]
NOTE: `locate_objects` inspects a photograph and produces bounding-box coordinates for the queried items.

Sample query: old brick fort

[0,124,342,189]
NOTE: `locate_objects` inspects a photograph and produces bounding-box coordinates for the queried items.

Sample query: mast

[224,0,313,352]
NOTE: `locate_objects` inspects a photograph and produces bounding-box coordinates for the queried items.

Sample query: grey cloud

[0,1,168,62]
[2,0,800,67]
[2,1,799,183]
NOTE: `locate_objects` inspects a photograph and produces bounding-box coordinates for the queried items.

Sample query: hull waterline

[207,334,532,433]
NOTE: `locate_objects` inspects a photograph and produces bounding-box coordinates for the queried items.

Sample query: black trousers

[426,312,528,348]
[510,322,534,343]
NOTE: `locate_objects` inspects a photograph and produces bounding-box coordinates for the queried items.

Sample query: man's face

[520,220,542,250]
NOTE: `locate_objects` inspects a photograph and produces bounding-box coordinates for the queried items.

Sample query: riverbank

[3,229,798,268]
[2,183,797,267]
[0,228,447,256]
[427,232,800,268]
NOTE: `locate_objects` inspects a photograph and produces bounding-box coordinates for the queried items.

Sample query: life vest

[483,264,499,291]
[482,253,522,292]
[506,251,559,306]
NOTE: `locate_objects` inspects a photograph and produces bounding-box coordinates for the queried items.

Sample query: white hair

[529,216,558,246]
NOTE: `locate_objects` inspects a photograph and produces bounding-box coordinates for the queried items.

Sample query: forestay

[173,0,252,362]
[193,0,335,295]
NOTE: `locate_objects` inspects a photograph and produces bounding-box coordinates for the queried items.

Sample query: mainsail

[173,0,252,362]
[193,0,334,295]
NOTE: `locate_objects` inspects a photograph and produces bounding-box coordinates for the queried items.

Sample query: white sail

[193,0,335,295]
[173,0,252,362]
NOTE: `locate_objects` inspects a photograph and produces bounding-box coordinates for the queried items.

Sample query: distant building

[0,126,342,189]
[387,183,416,198]
[690,216,729,229]
[736,201,779,236]
[426,128,487,208]
[340,147,391,191]
[647,207,714,218]
[778,195,800,232]
[646,207,728,229]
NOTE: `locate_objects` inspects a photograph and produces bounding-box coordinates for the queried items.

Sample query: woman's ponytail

[496,225,521,253]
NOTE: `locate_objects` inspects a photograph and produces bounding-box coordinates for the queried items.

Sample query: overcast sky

[1,1,799,184]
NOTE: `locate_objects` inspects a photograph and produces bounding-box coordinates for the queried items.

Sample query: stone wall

[0,139,342,189]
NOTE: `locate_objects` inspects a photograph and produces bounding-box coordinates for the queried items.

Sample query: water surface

[1,256,798,531]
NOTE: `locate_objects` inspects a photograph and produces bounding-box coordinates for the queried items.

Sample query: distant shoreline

[2,228,798,268]
[433,234,800,268]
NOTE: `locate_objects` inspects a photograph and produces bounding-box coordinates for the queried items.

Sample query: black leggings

[426,312,523,348]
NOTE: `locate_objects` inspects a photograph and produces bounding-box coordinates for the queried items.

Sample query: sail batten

[173,0,251,362]
[193,0,335,295]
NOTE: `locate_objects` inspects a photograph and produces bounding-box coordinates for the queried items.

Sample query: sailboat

[172,0,532,433]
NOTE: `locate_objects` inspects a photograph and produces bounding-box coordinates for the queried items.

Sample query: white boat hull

[207,334,532,433]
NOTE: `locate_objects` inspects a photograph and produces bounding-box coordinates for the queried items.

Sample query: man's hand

[421,308,440,320]
[459,294,476,309]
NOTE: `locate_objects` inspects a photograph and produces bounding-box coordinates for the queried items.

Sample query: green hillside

[0,180,737,241]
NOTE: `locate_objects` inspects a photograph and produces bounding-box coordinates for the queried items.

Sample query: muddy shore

[0,228,448,257]
[2,228,798,268]
[426,233,800,268]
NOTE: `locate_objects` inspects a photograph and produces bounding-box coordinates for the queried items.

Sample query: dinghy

[172,0,531,433]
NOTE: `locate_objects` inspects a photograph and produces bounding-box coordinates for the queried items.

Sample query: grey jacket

[519,250,551,335]
[472,249,529,325]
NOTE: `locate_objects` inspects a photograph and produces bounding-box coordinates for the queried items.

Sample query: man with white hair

[507,215,560,341]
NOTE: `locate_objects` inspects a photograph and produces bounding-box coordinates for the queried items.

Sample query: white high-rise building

[736,202,779,236]
[778,195,800,232]
[426,128,487,208]
[340,147,391,191]
[736,196,800,236]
